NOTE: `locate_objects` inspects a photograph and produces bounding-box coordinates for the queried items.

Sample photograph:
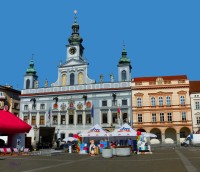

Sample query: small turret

[24,58,38,89]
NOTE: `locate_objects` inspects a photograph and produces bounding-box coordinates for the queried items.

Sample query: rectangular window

[86,114,91,124]
[53,115,58,125]
[122,100,127,106]
[159,97,163,106]
[14,103,19,109]
[166,96,171,106]
[197,117,200,124]
[61,115,66,125]
[102,100,107,107]
[40,104,45,110]
[102,113,108,123]
[180,96,185,105]
[138,114,142,123]
[160,113,164,122]
[122,113,128,123]
[137,98,142,107]
[24,105,28,110]
[112,113,118,124]
[24,116,28,123]
[167,112,172,122]
[152,113,156,122]
[40,116,45,125]
[195,102,200,109]
[69,115,73,124]
[77,114,82,124]
[182,112,186,121]
[31,116,36,125]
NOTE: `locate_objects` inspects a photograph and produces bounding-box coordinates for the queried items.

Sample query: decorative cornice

[148,91,173,95]
[20,87,131,97]
[132,85,189,90]
[177,90,187,94]
[134,92,144,96]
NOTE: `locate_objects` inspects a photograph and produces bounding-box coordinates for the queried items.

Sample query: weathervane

[74,9,78,22]
[123,40,126,49]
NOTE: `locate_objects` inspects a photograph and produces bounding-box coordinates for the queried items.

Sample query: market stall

[78,124,109,154]
[137,132,157,154]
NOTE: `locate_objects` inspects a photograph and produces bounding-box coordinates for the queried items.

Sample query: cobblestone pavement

[0,147,200,172]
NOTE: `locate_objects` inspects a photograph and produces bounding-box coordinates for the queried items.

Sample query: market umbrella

[0,110,31,134]
[63,137,78,142]
[141,132,157,138]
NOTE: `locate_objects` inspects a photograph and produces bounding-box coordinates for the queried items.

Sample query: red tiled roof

[190,81,200,93]
[133,75,187,82]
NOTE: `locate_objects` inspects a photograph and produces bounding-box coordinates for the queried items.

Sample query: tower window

[78,72,83,85]
[62,74,67,86]
[121,70,127,81]
[26,79,30,89]
[70,73,75,85]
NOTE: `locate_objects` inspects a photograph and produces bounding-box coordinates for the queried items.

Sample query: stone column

[83,111,86,127]
[66,112,69,125]
[161,133,165,144]
[74,111,77,128]
[57,112,60,125]
[176,133,180,145]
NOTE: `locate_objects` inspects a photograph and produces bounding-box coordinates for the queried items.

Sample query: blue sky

[0,0,200,90]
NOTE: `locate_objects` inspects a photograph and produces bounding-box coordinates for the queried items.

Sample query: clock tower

[51,10,95,87]
[66,10,84,62]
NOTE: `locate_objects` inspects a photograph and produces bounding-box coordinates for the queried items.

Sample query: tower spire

[68,10,83,45]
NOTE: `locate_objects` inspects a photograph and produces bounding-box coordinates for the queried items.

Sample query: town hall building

[19,12,132,147]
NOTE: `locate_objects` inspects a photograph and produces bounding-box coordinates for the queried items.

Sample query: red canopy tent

[0,110,31,134]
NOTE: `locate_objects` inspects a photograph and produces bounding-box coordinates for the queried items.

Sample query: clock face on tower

[69,47,77,55]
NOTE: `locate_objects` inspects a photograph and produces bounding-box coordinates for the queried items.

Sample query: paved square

[0,147,199,172]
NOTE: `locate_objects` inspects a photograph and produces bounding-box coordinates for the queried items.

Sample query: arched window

[26,79,30,89]
[62,74,67,86]
[121,70,127,81]
[137,98,142,107]
[78,72,83,85]
[70,73,75,85]
[158,97,163,106]
[180,96,185,105]
[151,97,156,106]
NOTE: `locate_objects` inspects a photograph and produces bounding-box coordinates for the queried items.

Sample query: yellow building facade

[131,75,192,144]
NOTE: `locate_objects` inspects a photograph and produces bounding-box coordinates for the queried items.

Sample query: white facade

[190,93,200,133]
